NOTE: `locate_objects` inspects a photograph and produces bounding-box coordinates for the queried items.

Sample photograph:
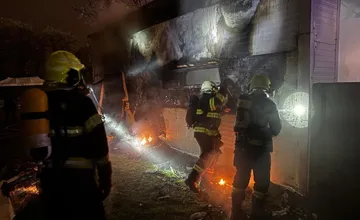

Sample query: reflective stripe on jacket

[64,155,110,169]
[47,89,110,171]
[50,113,103,137]
[194,92,226,136]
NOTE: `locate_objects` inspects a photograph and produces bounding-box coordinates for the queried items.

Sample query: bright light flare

[219,178,226,186]
[293,104,306,116]
[148,137,153,142]
[141,137,147,145]
[282,92,309,128]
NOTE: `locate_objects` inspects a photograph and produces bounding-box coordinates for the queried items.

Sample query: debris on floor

[105,153,227,220]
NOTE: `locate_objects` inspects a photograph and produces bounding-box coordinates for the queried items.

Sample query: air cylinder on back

[20,88,51,163]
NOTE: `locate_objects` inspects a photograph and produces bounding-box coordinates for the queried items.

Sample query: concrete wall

[338,0,360,81]
[338,18,360,82]
[251,0,300,55]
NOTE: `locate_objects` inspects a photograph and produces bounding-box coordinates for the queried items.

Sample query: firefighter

[185,81,227,193]
[231,75,281,220]
[37,51,111,220]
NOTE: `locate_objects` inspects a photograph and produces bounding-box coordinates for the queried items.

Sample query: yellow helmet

[44,50,85,87]
[249,74,271,91]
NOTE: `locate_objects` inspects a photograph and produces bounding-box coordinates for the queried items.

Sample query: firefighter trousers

[187,133,222,184]
[231,147,271,218]
[39,170,107,220]
[40,192,106,220]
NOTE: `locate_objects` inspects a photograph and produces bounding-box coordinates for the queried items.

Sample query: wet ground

[106,136,316,220]
[0,123,317,220]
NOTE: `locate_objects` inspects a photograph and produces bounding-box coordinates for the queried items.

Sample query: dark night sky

[0,0,134,43]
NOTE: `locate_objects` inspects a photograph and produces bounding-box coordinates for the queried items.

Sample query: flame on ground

[219,178,226,186]
[140,136,153,145]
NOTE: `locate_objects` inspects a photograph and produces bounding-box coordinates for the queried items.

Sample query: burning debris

[140,136,153,146]
[1,162,39,214]
[9,184,39,212]
[104,113,159,151]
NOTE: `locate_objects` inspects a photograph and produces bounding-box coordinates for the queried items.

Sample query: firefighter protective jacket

[234,90,281,152]
[194,91,227,137]
[41,89,111,193]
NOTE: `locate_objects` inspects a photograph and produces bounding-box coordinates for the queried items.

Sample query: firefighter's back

[42,89,97,189]
[235,91,279,152]
[23,50,112,220]
[40,89,104,219]
[194,92,225,136]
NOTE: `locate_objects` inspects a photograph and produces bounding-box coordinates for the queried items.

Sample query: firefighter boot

[250,194,272,220]
[185,169,200,193]
[230,190,248,220]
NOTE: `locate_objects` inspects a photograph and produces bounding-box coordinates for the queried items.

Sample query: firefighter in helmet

[231,75,281,219]
[185,80,228,193]
[35,51,111,220]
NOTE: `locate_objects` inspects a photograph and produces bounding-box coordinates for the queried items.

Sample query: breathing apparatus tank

[20,88,51,164]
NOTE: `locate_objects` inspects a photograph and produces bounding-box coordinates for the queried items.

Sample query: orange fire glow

[219,178,226,186]
[140,136,153,145]
[13,185,39,195]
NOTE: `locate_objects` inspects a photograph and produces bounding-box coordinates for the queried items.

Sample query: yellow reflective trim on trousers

[209,97,216,111]
[206,112,221,118]
[64,157,94,169]
[196,109,204,115]
[84,114,103,132]
[194,127,220,136]
[95,154,110,166]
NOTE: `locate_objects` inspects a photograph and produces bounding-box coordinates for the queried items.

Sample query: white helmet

[201,81,218,94]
